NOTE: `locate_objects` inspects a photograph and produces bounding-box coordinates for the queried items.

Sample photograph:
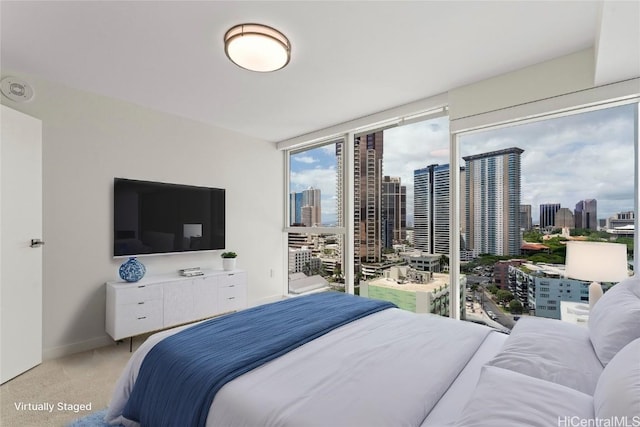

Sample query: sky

[290,103,636,226]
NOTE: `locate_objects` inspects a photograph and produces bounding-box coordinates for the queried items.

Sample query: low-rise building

[360,266,452,316]
[360,260,404,279]
[507,262,618,319]
[494,259,526,289]
[400,251,442,273]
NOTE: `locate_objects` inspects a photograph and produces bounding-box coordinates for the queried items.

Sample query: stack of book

[179,267,204,277]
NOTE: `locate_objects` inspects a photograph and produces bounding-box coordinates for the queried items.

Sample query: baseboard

[43,335,114,361]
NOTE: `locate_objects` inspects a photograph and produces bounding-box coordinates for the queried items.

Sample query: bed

[105,276,640,427]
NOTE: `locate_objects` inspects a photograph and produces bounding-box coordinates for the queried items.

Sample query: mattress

[106,305,505,426]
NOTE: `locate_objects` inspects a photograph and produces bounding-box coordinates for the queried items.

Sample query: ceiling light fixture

[224,23,291,72]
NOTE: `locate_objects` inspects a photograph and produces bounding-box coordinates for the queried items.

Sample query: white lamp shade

[224,24,291,72]
[565,241,628,282]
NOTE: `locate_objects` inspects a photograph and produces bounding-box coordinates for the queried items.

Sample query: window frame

[450,93,639,319]
[282,80,639,321]
[284,108,449,296]
[284,137,349,295]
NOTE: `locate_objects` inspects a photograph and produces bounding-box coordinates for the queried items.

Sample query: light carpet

[1,337,145,427]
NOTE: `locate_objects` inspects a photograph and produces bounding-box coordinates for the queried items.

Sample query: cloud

[289,104,636,226]
[292,155,318,164]
[459,103,635,222]
[383,116,451,221]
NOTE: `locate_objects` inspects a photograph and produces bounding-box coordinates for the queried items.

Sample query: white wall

[449,49,596,121]
[1,71,284,359]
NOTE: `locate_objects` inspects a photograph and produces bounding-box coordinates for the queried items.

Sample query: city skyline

[290,103,635,226]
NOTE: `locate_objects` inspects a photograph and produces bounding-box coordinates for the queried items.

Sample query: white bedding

[421,331,508,427]
[486,316,603,394]
[453,365,595,427]
[106,308,503,427]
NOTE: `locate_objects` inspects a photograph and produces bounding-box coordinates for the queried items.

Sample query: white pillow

[487,316,603,394]
[593,338,640,419]
[589,276,640,365]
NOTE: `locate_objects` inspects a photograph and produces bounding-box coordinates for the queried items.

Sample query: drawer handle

[228,297,235,300]
[137,316,147,320]
[138,302,145,305]
[229,284,235,288]
[137,285,146,288]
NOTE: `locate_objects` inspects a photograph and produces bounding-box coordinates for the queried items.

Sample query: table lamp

[564,241,629,309]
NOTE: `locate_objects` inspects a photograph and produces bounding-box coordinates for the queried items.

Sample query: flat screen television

[114,178,225,257]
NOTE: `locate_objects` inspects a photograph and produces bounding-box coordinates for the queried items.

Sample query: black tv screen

[114,178,225,256]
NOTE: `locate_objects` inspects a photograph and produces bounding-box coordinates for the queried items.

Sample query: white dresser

[106,269,247,342]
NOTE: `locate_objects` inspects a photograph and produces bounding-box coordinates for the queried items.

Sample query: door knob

[30,239,44,248]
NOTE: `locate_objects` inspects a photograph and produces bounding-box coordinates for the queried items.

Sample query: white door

[0,105,43,384]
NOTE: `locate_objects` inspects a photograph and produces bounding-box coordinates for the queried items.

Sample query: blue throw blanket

[122,291,395,427]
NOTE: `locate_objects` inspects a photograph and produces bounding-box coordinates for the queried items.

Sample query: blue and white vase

[119,257,146,282]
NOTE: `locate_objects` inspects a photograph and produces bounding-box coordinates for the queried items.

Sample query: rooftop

[368,273,449,293]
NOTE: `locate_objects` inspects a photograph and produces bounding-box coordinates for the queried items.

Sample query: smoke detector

[1,77,34,102]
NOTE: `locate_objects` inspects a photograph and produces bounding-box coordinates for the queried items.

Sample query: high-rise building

[289,192,304,225]
[555,207,574,229]
[464,147,524,257]
[335,141,344,262]
[520,205,532,230]
[432,165,450,255]
[413,164,458,255]
[354,131,383,265]
[381,176,406,248]
[540,203,561,229]
[414,165,435,253]
[297,186,321,226]
[575,199,597,230]
[459,166,467,239]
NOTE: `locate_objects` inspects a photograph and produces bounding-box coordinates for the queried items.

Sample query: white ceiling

[1,1,637,143]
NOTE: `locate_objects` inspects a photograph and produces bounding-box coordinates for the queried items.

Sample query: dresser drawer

[219,282,246,313]
[114,284,163,305]
[114,299,163,338]
[220,272,246,288]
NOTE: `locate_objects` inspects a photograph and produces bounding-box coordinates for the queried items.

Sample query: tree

[508,299,524,314]
[439,254,449,270]
[496,289,514,305]
[333,266,342,278]
[523,229,544,243]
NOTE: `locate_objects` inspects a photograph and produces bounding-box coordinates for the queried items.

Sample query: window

[285,110,451,309]
[286,139,346,294]
[455,101,638,324]
[353,114,451,315]
[282,85,638,330]
[289,142,342,228]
